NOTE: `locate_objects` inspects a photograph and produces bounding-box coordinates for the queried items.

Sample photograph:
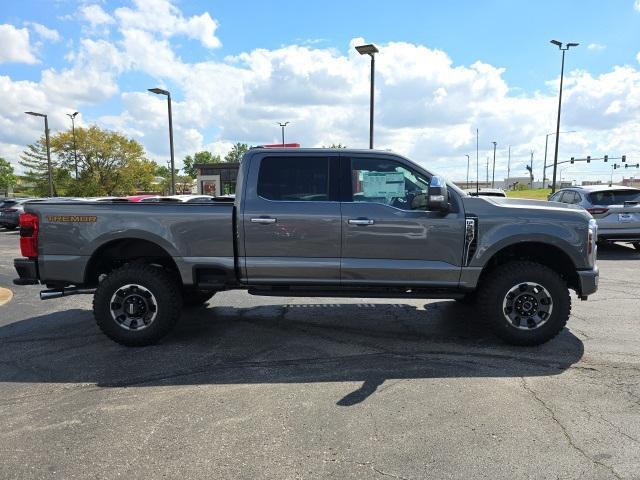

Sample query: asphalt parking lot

[0,229,639,480]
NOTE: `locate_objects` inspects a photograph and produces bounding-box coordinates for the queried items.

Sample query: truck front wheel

[93,264,183,346]
[477,261,571,346]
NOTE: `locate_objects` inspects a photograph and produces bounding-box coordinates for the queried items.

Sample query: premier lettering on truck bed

[13,148,599,347]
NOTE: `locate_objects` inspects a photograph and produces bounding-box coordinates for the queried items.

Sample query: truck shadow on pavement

[0,301,584,406]
[596,242,640,260]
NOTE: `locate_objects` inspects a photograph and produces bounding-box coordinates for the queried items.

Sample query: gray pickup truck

[14,148,599,347]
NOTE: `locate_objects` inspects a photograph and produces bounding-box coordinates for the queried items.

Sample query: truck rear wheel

[93,264,183,346]
[478,261,570,346]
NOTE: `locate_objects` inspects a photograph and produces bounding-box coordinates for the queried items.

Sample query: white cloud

[587,43,606,52]
[26,22,61,43]
[635,0,640,12]
[114,0,221,49]
[0,24,38,64]
[78,4,115,28]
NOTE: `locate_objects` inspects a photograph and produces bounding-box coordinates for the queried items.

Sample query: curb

[0,287,13,306]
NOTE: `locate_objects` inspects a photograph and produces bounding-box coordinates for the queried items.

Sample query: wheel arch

[478,241,579,292]
[84,237,181,287]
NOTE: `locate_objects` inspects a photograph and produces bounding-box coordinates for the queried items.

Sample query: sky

[1,0,640,184]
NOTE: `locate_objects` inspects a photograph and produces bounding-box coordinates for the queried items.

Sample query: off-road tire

[93,264,182,346]
[477,261,571,346]
[182,289,216,307]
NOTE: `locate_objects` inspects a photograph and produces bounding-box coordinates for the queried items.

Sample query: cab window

[349,158,430,210]
[258,156,329,201]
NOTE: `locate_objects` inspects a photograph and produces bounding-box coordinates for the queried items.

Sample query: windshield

[588,190,640,206]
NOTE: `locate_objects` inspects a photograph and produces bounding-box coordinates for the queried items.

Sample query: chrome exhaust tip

[40,288,95,300]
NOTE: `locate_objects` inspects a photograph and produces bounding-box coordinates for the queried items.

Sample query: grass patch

[506,188,552,200]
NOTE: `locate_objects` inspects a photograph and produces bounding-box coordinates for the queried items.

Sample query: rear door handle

[348,218,374,225]
[251,217,277,224]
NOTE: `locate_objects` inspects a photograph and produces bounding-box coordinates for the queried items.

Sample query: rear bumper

[576,265,598,297]
[13,258,40,285]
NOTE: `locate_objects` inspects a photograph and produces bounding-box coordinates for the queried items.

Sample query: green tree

[51,126,149,196]
[183,151,221,178]
[0,157,17,196]
[224,143,250,163]
[19,138,71,196]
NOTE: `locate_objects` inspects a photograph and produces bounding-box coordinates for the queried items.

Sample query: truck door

[242,153,341,284]
[340,154,466,286]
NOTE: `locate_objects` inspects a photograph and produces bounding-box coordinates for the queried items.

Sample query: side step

[248,286,465,300]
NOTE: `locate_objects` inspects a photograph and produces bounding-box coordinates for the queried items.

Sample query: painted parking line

[0,287,13,306]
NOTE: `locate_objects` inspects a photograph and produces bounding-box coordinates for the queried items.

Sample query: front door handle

[251,217,277,224]
[348,218,374,226]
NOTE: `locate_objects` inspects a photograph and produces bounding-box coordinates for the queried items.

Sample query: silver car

[549,186,640,250]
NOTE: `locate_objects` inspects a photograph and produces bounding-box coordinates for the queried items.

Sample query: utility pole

[507,145,511,189]
[486,156,489,184]
[465,154,470,188]
[491,141,497,188]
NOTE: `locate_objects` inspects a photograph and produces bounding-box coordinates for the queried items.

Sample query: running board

[248,286,465,300]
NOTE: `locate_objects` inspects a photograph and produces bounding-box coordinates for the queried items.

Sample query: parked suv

[549,186,640,249]
[0,198,34,230]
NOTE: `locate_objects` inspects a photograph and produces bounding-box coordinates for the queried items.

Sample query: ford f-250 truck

[13,148,599,347]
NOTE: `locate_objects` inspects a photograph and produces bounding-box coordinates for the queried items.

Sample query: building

[194,163,240,196]
[621,177,640,187]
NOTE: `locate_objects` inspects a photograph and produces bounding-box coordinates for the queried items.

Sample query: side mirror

[427,176,449,213]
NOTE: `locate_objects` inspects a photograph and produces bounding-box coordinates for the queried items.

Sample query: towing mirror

[427,176,449,213]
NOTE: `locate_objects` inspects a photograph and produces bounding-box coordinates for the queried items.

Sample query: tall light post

[476,128,479,194]
[507,145,511,189]
[277,121,289,146]
[66,111,79,179]
[148,87,175,195]
[550,40,579,193]
[25,111,54,197]
[355,43,379,149]
[465,154,470,187]
[543,130,575,188]
[491,141,497,188]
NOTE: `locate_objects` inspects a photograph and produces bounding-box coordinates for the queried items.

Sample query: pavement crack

[371,466,411,480]
[520,378,623,480]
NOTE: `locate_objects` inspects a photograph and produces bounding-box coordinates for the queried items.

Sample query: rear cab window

[257,156,329,202]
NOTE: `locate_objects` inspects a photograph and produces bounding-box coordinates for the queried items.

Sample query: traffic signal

[604,155,608,162]
[587,156,591,163]
[614,164,618,170]
[626,163,640,169]
[570,157,575,164]
[622,155,626,163]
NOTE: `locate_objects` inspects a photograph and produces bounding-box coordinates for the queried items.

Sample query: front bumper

[577,265,598,298]
[13,258,40,285]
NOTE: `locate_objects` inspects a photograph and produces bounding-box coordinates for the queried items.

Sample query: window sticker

[361,172,405,198]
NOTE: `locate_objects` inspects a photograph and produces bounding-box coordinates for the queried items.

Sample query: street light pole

[550,40,579,193]
[66,112,79,179]
[148,88,175,195]
[465,154,470,188]
[507,145,511,189]
[355,44,379,149]
[25,111,54,197]
[491,141,497,188]
[277,121,289,146]
[476,128,479,194]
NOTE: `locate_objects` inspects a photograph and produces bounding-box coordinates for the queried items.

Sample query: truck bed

[24,201,236,287]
